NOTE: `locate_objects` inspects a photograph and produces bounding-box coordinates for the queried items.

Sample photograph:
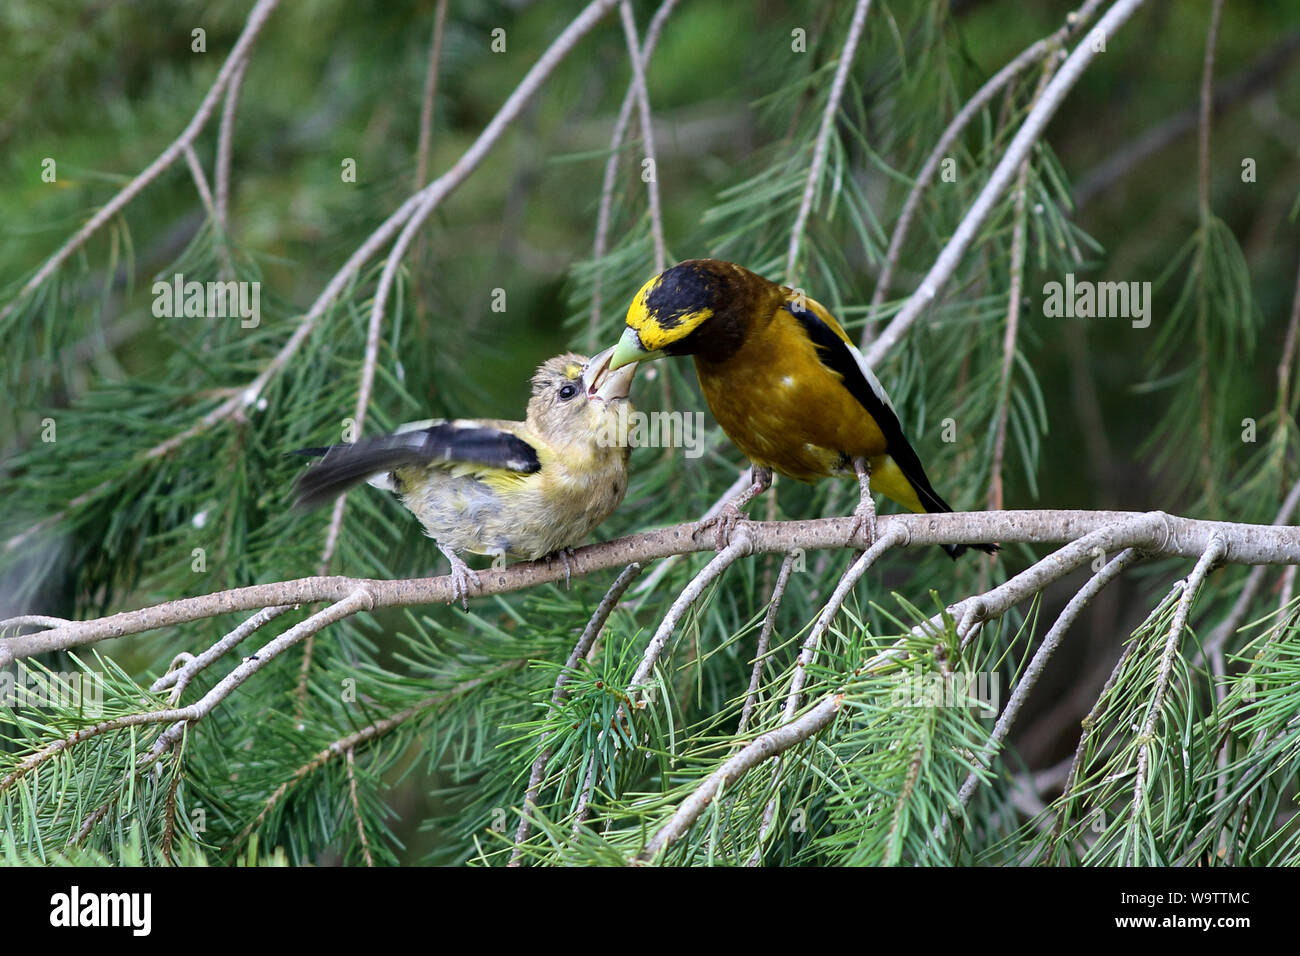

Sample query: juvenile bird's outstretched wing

[783,295,997,558]
[293,421,541,508]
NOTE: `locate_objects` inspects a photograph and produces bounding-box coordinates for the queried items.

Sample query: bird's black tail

[889,450,999,560]
[291,434,438,508]
[291,423,543,509]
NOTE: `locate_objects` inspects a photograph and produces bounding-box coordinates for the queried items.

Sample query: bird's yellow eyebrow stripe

[564,363,583,379]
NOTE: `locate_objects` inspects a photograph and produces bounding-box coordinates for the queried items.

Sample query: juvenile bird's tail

[291,434,441,508]
[292,422,543,509]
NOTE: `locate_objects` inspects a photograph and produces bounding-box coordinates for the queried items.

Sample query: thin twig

[784,528,905,718]
[1131,536,1226,831]
[628,535,752,698]
[864,0,1148,368]
[588,0,679,350]
[1197,0,1226,218]
[151,604,291,696]
[414,0,450,192]
[989,64,1051,510]
[637,693,844,862]
[0,0,282,326]
[215,54,250,242]
[345,749,374,866]
[785,0,872,284]
[183,146,218,221]
[619,0,666,274]
[510,563,642,865]
[738,552,798,736]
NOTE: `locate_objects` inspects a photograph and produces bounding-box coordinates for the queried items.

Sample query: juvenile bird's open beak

[608,327,665,371]
[585,345,638,402]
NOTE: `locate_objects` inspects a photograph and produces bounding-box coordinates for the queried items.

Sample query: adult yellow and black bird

[607,259,997,558]
[293,348,638,605]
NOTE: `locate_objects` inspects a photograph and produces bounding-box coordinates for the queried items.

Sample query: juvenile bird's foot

[849,457,877,548]
[439,544,480,610]
[547,547,576,589]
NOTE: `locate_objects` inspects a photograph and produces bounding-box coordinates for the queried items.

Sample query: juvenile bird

[294,348,637,605]
[607,259,996,558]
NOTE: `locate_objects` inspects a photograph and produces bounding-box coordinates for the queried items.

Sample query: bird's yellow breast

[695,308,887,483]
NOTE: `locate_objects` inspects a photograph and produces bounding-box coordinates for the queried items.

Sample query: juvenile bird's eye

[558,382,580,401]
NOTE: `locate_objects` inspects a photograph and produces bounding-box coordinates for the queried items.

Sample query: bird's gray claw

[548,548,576,589]
[447,557,480,610]
[696,502,746,551]
[848,500,878,549]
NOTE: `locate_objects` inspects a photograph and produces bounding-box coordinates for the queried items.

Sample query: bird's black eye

[558,382,580,401]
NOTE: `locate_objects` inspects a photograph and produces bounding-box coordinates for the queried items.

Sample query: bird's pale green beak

[608,326,666,371]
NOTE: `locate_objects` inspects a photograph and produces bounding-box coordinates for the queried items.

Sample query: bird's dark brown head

[620,259,780,363]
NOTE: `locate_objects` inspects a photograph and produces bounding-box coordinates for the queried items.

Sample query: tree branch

[6,508,1300,668]
[864,0,1147,368]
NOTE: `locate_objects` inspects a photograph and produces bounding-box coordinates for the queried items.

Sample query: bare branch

[785,0,872,284]
[864,0,1148,368]
[7,508,1300,668]
[0,0,282,325]
[619,0,666,273]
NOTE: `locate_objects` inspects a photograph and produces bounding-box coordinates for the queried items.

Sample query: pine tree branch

[1130,535,1226,838]
[865,0,1105,340]
[785,0,872,284]
[636,692,844,862]
[864,0,1148,368]
[511,562,642,865]
[588,0,678,350]
[7,509,1300,668]
[619,0,666,274]
[941,546,1142,837]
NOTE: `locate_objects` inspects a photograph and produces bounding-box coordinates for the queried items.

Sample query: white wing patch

[844,340,896,413]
